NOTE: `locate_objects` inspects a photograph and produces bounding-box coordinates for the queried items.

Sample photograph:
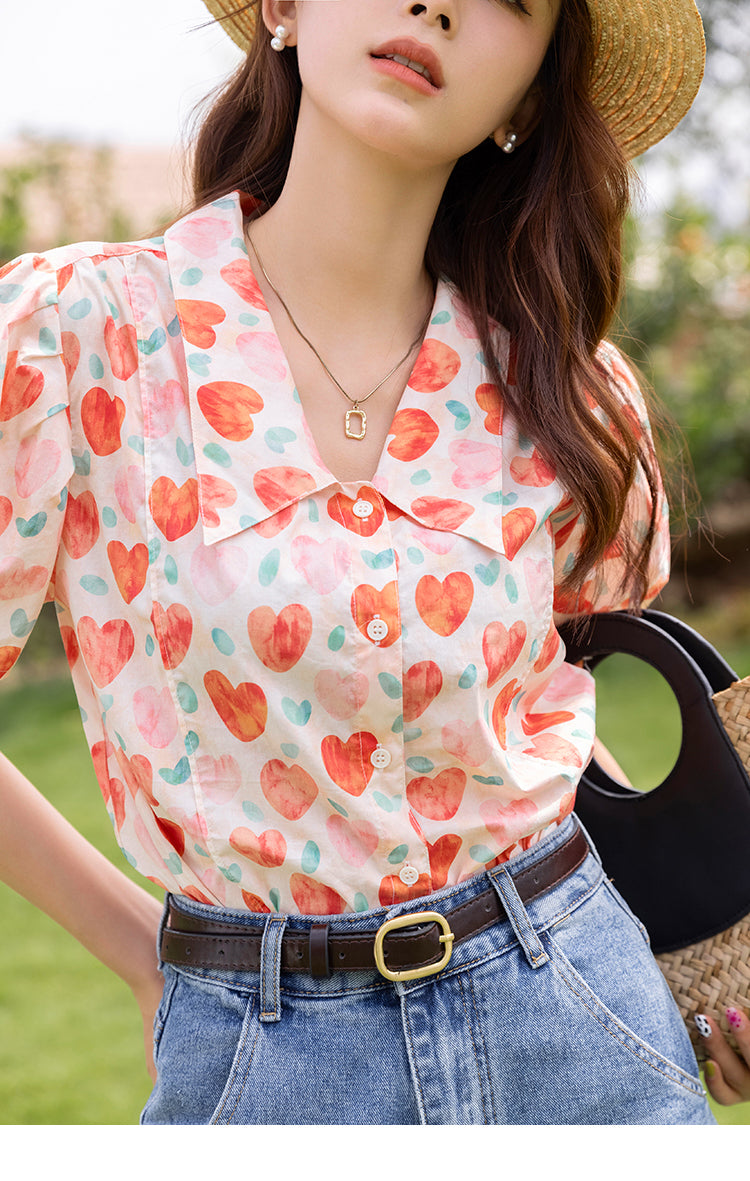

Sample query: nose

[407,1,455,34]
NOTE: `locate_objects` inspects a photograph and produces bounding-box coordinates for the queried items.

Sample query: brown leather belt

[161,824,589,982]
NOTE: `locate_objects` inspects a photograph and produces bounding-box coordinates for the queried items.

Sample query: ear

[260,0,299,46]
[492,87,543,150]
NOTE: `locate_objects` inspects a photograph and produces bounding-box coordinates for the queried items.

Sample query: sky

[3,1,244,148]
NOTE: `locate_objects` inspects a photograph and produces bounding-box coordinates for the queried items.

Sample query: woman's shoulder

[0,236,170,327]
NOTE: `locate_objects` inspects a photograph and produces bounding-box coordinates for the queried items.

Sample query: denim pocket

[151,965,179,1067]
[141,968,259,1124]
[544,885,704,1098]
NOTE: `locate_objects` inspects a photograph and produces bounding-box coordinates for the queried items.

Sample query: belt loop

[259,915,288,1023]
[309,923,331,978]
[488,865,549,970]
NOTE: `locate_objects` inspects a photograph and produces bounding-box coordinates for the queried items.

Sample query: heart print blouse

[0,191,670,914]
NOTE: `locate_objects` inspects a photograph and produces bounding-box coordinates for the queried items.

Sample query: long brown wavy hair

[187,0,661,606]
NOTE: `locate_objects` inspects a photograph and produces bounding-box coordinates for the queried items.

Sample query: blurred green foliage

[621,208,750,505]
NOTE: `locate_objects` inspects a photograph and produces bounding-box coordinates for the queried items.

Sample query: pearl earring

[500,131,518,155]
[271,25,289,51]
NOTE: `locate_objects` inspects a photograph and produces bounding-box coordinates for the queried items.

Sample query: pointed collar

[164,192,508,554]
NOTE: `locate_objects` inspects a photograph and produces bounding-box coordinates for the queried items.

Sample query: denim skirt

[140,815,715,1125]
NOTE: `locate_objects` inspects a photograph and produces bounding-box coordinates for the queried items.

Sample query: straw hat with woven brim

[201,0,705,158]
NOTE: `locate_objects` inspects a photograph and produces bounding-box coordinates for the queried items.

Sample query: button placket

[345,487,429,887]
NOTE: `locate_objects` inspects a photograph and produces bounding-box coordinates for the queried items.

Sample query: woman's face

[267,0,561,168]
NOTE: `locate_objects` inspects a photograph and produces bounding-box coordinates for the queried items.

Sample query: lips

[370,37,444,90]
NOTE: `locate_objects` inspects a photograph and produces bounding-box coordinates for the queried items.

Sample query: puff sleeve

[0,255,74,679]
[550,342,671,618]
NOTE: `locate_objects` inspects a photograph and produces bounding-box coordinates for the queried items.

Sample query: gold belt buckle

[373,910,455,982]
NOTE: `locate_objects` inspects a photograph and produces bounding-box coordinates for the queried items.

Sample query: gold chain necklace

[246,229,432,440]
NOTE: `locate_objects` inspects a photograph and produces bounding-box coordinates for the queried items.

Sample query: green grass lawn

[1,619,749,1124]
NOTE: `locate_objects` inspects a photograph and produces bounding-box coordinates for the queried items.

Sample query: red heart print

[521,710,576,737]
[327,488,384,536]
[260,759,318,821]
[321,732,378,796]
[197,381,264,442]
[387,408,439,461]
[109,778,127,830]
[491,679,520,746]
[0,496,12,536]
[254,466,317,513]
[90,738,114,796]
[241,891,272,914]
[482,620,527,688]
[229,825,287,868]
[197,474,237,529]
[414,572,474,636]
[475,383,503,435]
[479,797,539,848]
[0,557,48,600]
[77,616,135,687]
[149,477,199,541]
[156,816,186,857]
[151,603,193,669]
[204,670,267,742]
[81,387,126,456]
[219,259,267,309]
[510,450,555,487]
[104,316,138,381]
[115,747,157,806]
[61,331,81,383]
[427,833,462,890]
[290,874,347,915]
[406,767,466,820]
[502,507,536,561]
[533,623,560,674]
[350,581,400,647]
[403,661,443,722]
[61,491,100,560]
[409,338,461,393]
[247,603,313,672]
[59,625,79,667]
[0,646,21,677]
[410,496,474,532]
[0,351,44,422]
[326,814,379,868]
[522,734,583,766]
[175,299,227,349]
[378,872,432,906]
[314,670,369,720]
[107,541,149,604]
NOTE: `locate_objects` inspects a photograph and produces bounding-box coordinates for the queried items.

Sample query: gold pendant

[345,407,367,440]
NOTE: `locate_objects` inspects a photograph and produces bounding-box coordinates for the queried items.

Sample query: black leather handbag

[558,609,750,1053]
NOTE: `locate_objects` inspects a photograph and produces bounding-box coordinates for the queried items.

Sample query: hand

[696,1007,750,1105]
[133,969,165,1084]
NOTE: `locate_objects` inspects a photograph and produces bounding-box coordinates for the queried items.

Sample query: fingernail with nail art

[726,1007,743,1030]
[695,1014,712,1038]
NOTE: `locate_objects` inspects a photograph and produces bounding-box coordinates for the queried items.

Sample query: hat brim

[201,0,705,159]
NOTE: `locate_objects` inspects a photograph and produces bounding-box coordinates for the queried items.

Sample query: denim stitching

[457,974,490,1124]
[467,970,497,1123]
[544,935,704,1097]
[398,992,428,1125]
[211,994,261,1124]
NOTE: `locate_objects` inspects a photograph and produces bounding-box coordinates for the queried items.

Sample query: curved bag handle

[557,610,750,954]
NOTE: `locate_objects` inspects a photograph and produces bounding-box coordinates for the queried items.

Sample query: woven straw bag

[560,611,750,1060]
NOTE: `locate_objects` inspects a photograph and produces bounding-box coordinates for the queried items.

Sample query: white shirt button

[399,865,419,886]
[370,745,392,770]
[366,615,389,643]
[352,498,374,519]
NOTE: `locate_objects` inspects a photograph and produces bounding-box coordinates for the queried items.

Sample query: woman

[1,0,748,1123]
